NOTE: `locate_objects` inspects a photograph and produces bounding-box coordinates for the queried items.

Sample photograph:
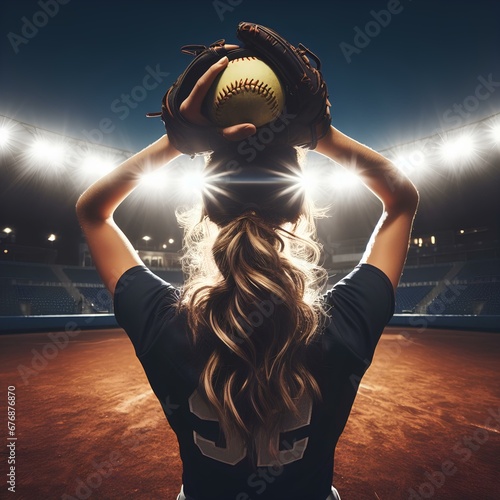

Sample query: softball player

[77,37,418,500]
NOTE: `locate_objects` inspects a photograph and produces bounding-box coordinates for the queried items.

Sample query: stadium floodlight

[47,234,56,242]
[0,126,11,149]
[3,227,13,234]
[440,133,476,163]
[30,138,66,166]
[490,122,500,145]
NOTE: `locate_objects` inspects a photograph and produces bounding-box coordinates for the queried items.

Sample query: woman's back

[114,262,394,499]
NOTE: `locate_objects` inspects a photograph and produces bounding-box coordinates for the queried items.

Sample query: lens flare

[440,134,476,163]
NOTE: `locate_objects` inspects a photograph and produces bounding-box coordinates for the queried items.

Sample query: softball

[204,57,285,128]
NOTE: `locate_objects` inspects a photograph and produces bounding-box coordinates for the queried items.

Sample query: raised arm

[75,135,181,295]
[315,126,419,290]
[76,54,256,296]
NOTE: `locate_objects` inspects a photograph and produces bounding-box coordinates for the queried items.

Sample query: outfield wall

[0,314,498,334]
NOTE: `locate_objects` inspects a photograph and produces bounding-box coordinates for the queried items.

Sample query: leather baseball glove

[147,22,331,156]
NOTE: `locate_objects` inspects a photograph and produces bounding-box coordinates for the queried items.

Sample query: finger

[221,123,257,141]
[185,56,229,113]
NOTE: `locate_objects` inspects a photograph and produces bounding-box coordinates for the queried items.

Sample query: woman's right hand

[179,49,257,142]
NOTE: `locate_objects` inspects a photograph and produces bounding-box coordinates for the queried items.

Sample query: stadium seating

[0,260,498,318]
[454,259,500,282]
[400,264,452,283]
[78,286,113,313]
[426,282,500,316]
[395,285,434,313]
[0,261,59,282]
[0,278,22,316]
[15,284,78,315]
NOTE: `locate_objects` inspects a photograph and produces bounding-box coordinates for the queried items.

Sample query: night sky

[1,0,500,264]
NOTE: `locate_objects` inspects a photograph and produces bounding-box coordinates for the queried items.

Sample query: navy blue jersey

[114,263,394,500]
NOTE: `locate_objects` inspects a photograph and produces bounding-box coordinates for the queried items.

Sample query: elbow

[75,193,109,226]
[401,180,419,211]
[387,177,420,215]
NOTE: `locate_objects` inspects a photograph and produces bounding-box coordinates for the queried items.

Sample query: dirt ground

[0,326,499,500]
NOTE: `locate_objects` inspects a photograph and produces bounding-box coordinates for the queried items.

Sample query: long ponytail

[177,145,327,463]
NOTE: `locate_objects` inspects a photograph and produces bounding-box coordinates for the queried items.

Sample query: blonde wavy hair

[176,144,328,463]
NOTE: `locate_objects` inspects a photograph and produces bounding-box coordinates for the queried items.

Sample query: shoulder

[324,263,394,305]
[114,265,181,355]
[322,263,395,362]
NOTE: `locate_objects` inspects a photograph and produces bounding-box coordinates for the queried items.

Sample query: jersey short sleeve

[113,265,179,357]
[323,263,395,363]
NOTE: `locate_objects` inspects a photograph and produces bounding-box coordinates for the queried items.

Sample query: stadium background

[0,0,499,499]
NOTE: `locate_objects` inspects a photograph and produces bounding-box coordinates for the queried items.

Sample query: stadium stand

[78,287,113,313]
[400,264,452,283]
[15,284,78,315]
[0,278,22,316]
[0,261,59,282]
[0,260,499,321]
[0,262,186,317]
[395,285,434,313]
[426,282,500,315]
[454,259,500,282]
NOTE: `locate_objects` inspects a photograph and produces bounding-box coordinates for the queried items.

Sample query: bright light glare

[168,238,174,244]
[331,170,361,190]
[440,134,475,162]
[48,234,56,242]
[81,155,115,178]
[142,236,151,241]
[490,123,500,145]
[181,171,205,195]
[0,127,11,149]
[394,149,425,173]
[30,139,66,166]
[139,170,168,190]
[3,227,13,234]
[296,170,318,194]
